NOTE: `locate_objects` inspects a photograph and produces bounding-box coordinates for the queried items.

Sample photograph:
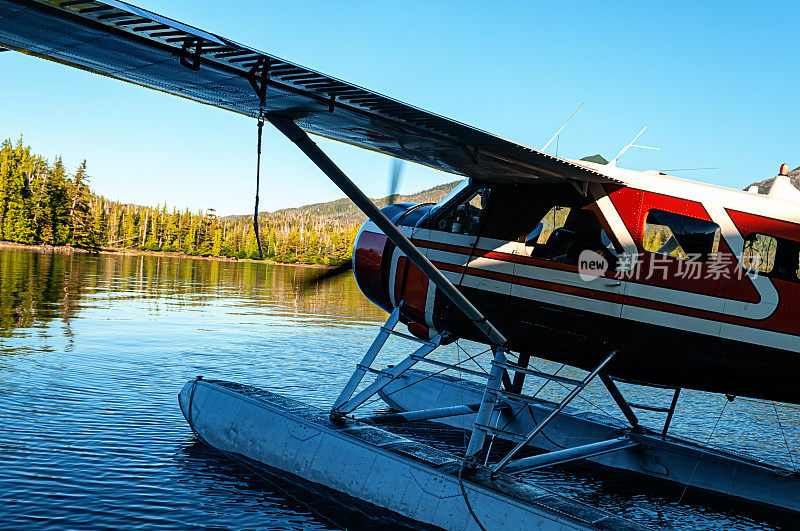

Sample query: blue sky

[1,1,798,215]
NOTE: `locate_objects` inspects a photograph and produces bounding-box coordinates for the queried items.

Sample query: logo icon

[578,250,609,281]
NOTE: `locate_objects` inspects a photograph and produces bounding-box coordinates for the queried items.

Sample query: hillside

[747,165,800,194]
[277,181,460,223]
[227,180,460,224]
[233,154,611,223]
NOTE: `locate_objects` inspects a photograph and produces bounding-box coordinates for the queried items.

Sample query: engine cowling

[352,225,392,312]
[351,203,465,343]
[351,204,423,314]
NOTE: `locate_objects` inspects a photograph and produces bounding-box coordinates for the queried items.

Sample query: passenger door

[512,204,625,349]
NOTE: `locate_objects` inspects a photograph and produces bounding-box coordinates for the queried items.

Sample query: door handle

[605,281,621,287]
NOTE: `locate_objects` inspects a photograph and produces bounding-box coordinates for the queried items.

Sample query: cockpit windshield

[430,179,470,215]
[430,186,490,236]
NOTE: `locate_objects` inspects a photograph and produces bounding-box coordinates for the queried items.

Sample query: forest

[0,139,360,265]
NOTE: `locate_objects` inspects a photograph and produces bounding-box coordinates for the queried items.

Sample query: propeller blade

[300,262,352,293]
[387,159,404,205]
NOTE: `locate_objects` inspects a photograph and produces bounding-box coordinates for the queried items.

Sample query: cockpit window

[526,207,618,267]
[533,206,571,245]
[434,187,490,236]
[742,232,800,282]
[431,179,470,215]
[743,233,776,273]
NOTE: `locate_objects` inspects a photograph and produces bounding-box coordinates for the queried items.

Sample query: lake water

[1,248,797,530]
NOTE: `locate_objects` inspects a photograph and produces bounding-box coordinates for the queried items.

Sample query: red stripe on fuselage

[408,237,797,336]
[604,188,760,303]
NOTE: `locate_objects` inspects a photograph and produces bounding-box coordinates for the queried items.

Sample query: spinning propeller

[386,159,404,207]
[300,158,405,292]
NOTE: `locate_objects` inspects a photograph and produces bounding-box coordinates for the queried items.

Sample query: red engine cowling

[352,225,392,313]
[353,205,442,339]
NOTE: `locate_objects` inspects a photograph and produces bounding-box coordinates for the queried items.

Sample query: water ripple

[0,249,796,529]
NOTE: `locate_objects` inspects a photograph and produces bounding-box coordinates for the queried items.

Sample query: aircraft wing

[0,0,621,185]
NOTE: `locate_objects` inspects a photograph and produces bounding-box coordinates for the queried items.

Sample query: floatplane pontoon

[3,1,798,528]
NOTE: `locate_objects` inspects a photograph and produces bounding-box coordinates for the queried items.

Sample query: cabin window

[526,206,618,266]
[741,233,800,281]
[434,187,490,236]
[743,233,777,273]
[642,209,720,261]
[533,206,571,245]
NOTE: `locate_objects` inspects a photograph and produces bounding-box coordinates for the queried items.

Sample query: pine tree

[0,138,363,264]
[68,160,95,247]
[92,197,108,245]
[0,139,14,237]
[29,155,49,242]
[1,139,36,243]
[46,157,71,245]
[123,206,139,246]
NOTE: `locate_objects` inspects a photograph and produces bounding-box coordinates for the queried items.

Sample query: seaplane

[2,2,798,529]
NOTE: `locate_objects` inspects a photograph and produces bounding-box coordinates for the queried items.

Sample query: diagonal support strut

[267,116,506,347]
[465,346,508,460]
[492,349,618,476]
[332,307,401,413]
[333,334,441,416]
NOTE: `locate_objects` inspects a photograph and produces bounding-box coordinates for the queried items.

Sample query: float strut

[465,346,508,461]
[661,388,681,439]
[492,350,618,476]
[365,403,482,424]
[333,334,441,416]
[503,436,639,474]
[332,307,400,414]
[511,352,531,394]
[599,374,640,429]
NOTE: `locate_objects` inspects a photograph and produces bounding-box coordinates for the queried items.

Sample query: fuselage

[353,164,800,404]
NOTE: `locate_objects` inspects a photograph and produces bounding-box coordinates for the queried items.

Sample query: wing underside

[0,0,620,186]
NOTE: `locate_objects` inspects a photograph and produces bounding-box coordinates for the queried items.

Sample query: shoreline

[0,241,336,269]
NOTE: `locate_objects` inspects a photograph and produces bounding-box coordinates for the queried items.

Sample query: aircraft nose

[352,205,416,313]
[352,222,391,312]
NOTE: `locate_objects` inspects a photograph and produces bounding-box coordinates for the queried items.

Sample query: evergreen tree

[1,140,36,243]
[0,138,362,265]
[0,139,14,237]
[92,197,108,245]
[68,160,96,247]
[29,155,49,242]
[123,206,139,246]
[47,157,70,245]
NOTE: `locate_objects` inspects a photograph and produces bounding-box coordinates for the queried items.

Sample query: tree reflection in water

[0,248,386,338]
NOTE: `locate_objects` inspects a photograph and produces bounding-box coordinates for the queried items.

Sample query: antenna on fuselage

[541,103,584,153]
[609,126,660,167]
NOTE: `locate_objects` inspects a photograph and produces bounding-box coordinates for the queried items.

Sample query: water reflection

[0,248,797,530]
[0,248,386,339]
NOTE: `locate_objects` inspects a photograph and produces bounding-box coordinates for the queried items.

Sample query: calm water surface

[1,249,798,530]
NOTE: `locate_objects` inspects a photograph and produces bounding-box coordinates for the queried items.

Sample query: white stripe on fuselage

[360,220,793,352]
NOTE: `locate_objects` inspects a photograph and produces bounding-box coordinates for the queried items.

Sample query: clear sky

[1,1,798,216]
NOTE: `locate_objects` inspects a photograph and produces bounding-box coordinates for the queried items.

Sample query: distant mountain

[230,154,613,224]
[580,154,609,165]
[746,165,800,194]
[228,181,461,224]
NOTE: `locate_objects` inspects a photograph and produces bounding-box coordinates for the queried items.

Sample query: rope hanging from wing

[249,59,270,260]
[253,118,265,259]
